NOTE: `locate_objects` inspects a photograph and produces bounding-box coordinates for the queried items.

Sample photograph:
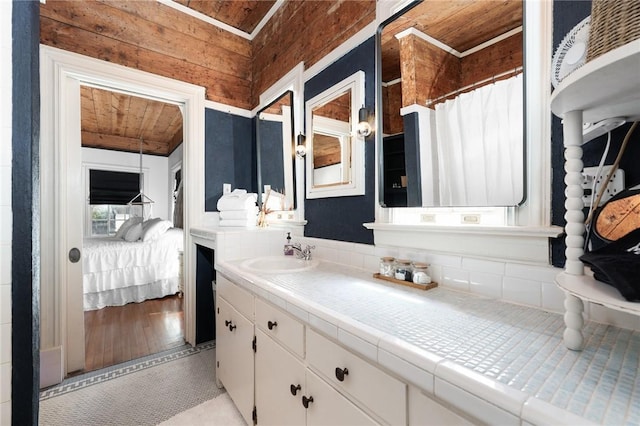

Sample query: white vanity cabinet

[254,298,378,425]
[216,276,255,425]
[255,328,306,426]
[304,369,378,426]
[306,329,407,425]
[217,272,442,426]
[255,298,304,357]
[408,386,473,425]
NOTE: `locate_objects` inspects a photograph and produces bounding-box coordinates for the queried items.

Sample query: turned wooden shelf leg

[562,110,586,350]
[563,293,584,350]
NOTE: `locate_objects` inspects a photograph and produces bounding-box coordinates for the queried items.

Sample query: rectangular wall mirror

[306,70,366,199]
[256,90,296,210]
[378,0,524,207]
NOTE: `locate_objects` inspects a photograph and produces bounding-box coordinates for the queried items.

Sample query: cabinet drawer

[306,329,406,425]
[255,298,304,358]
[217,274,253,319]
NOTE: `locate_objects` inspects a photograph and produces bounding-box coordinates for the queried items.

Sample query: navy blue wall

[257,119,285,193]
[550,1,640,267]
[204,109,255,210]
[12,1,40,423]
[304,37,377,244]
[402,112,422,207]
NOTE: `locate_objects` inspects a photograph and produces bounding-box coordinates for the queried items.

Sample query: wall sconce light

[357,106,372,138]
[296,133,306,158]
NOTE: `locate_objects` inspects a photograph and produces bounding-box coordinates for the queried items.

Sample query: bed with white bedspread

[82,221,183,311]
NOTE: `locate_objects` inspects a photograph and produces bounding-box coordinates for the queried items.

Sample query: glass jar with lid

[379,257,395,277]
[412,262,431,284]
[394,259,413,282]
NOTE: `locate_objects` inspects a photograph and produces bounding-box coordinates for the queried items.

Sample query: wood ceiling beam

[82,131,169,156]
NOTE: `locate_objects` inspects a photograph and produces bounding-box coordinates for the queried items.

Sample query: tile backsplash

[212,228,640,332]
[292,235,640,332]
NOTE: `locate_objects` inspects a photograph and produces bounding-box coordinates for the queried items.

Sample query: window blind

[89,169,140,205]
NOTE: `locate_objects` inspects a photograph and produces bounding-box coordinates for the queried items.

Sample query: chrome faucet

[291,243,315,260]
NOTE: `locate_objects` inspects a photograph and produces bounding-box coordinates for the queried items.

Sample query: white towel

[219,219,257,228]
[217,192,257,211]
[220,207,259,220]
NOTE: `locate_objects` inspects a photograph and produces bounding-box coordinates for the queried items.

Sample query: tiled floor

[39,341,222,425]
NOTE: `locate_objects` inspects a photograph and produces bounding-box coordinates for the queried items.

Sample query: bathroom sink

[241,256,319,274]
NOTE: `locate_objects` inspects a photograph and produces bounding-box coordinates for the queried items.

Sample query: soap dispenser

[284,232,294,256]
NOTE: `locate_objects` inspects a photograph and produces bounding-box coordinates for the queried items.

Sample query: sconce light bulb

[357,121,372,138]
[357,107,372,138]
[296,144,306,158]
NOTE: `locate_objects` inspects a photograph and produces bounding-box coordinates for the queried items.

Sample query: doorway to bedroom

[79,86,186,373]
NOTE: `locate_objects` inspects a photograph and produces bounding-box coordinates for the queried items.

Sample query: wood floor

[83,295,184,373]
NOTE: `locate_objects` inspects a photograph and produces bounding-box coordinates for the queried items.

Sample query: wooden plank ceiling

[381,0,523,82]
[175,0,276,34]
[74,0,521,156]
[81,86,183,156]
[75,0,275,156]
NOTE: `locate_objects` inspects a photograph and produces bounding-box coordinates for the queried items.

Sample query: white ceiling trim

[395,27,462,57]
[157,0,284,41]
[461,26,523,57]
[251,0,285,39]
[157,0,251,39]
[394,26,524,59]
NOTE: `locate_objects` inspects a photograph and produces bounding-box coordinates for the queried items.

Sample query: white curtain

[434,73,523,206]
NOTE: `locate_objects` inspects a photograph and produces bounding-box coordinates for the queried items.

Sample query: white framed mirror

[306,70,366,199]
[256,90,295,211]
[378,0,524,207]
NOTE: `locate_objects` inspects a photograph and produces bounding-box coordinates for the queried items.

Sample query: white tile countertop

[216,259,640,425]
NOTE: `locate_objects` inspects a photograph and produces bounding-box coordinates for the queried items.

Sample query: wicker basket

[587,0,640,62]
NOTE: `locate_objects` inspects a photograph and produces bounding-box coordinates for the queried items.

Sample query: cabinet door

[255,329,306,426]
[304,370,378,426]
[408,385,472,425]
[217,296,254,426]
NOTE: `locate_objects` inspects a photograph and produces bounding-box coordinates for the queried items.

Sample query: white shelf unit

[550,40,640,350]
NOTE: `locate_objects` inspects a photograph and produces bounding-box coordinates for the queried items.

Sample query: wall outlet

[420,214,436,223]
[582,166,625,207]
[461,214,480,224]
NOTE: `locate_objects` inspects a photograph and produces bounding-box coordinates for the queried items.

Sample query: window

[89,204,131,236]
[88,169,141,236]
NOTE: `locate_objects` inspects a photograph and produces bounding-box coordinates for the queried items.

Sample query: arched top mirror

[256,90,296,211]
[378,0,525,207]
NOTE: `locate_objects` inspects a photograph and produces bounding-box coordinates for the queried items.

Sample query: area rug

[159,392,245,426]
[39,341,237,425]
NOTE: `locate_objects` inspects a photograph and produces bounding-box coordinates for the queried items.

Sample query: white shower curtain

[434,73,523,206]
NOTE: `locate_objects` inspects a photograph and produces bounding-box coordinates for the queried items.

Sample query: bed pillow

[142,217,162,231]
[124,222,143,242]
[115,216,142,239]
[141,219,172,242]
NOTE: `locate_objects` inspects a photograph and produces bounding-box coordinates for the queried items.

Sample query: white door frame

[40,45,204,375]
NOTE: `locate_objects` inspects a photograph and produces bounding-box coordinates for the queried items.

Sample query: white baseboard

[40,346,64,388]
